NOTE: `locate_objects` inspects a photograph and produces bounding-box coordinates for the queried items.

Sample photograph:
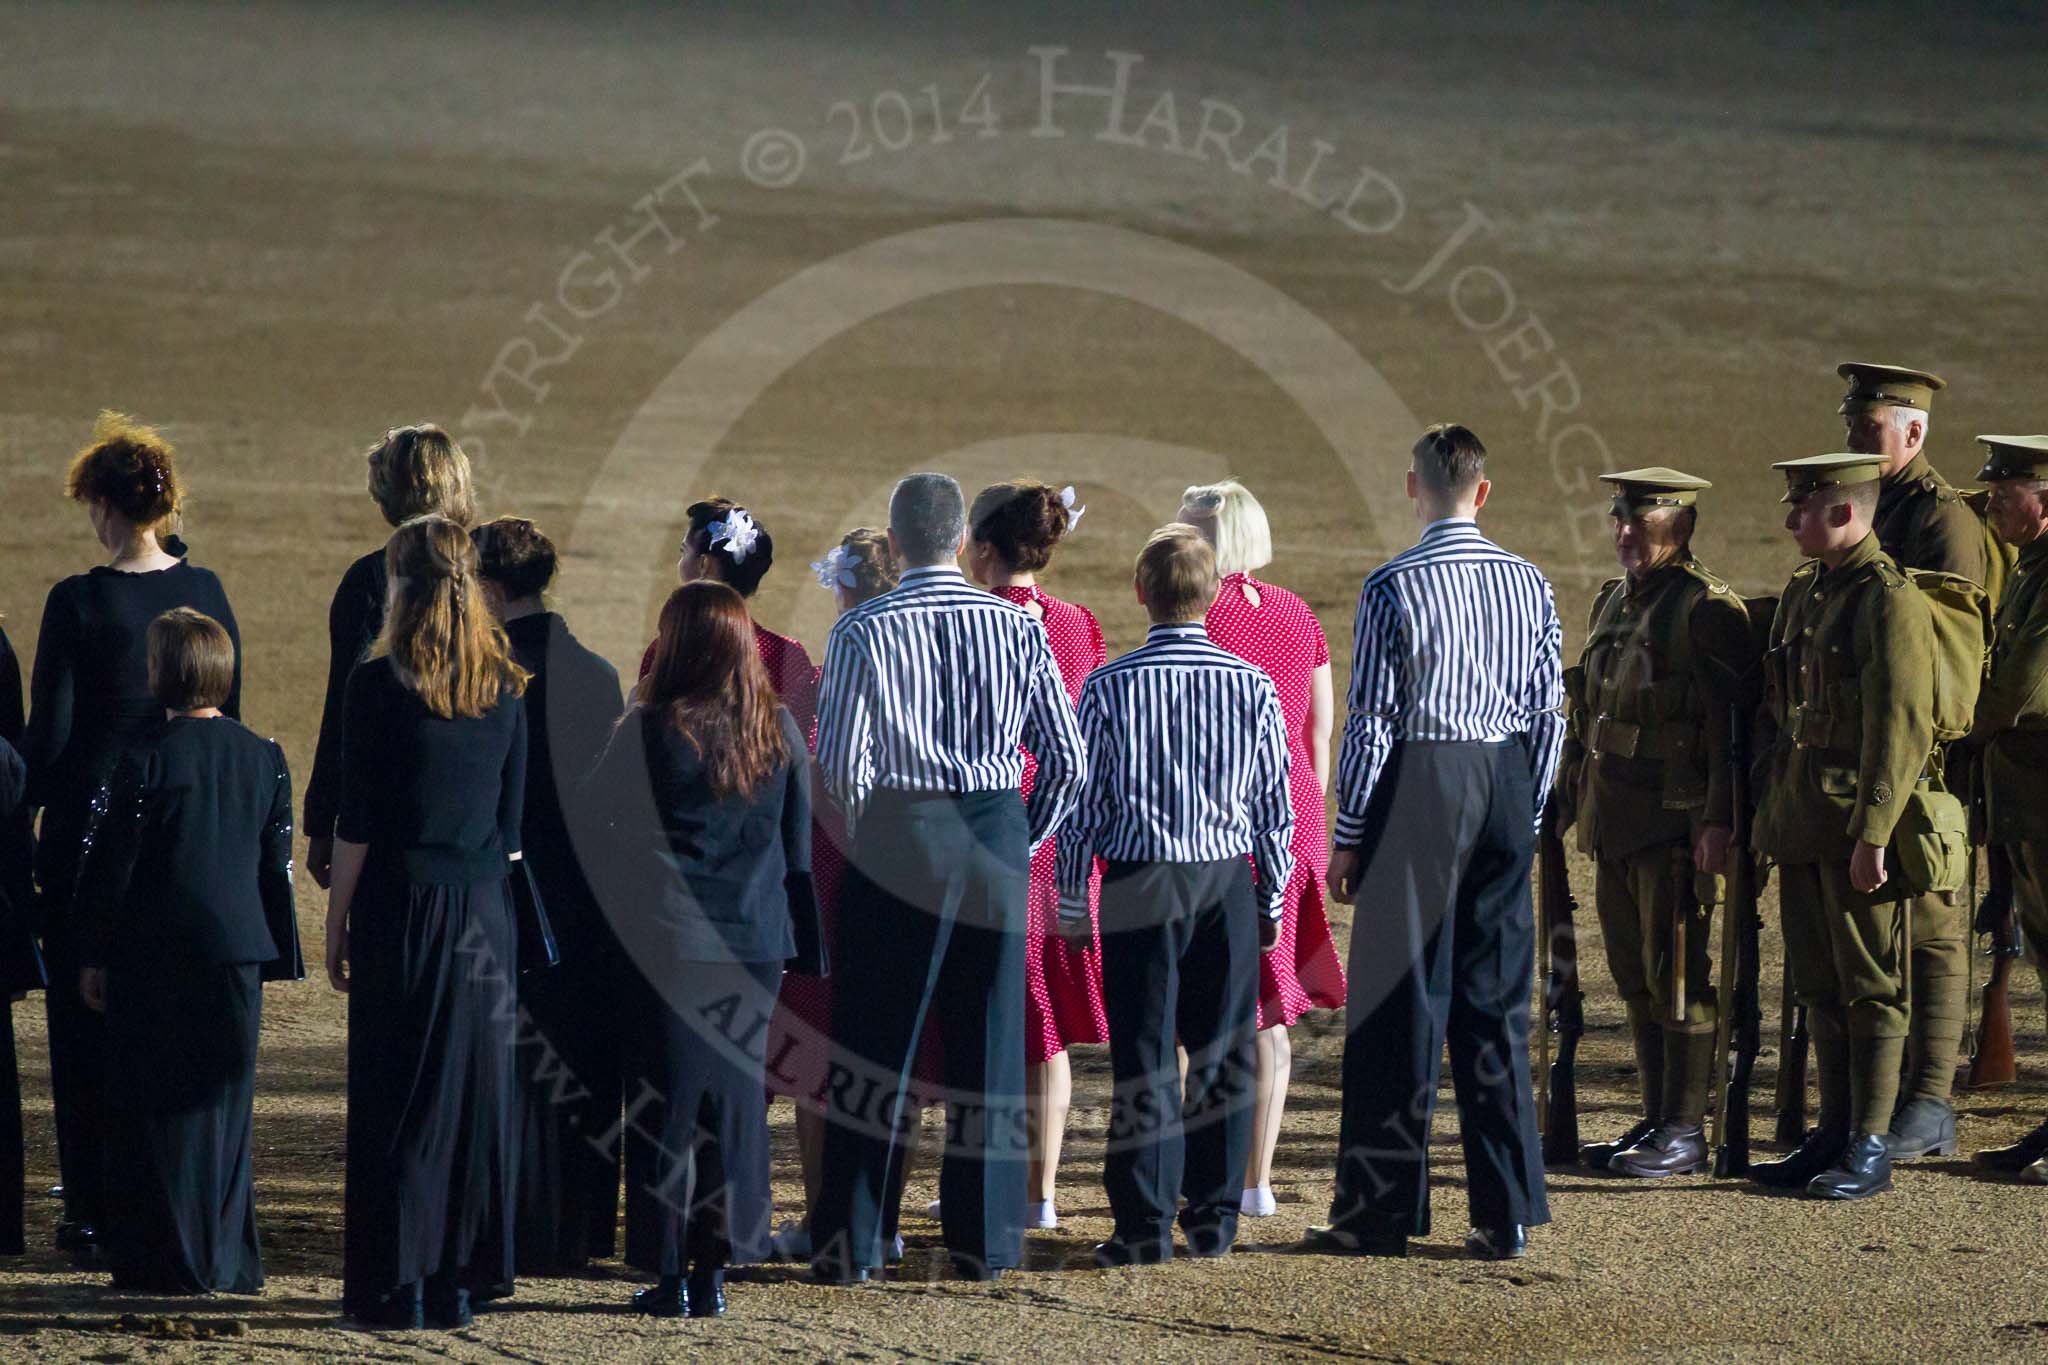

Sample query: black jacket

[76,716,303,977]
[588,705,819,968]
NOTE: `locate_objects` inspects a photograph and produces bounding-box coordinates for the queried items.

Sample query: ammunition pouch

[1891,781,1969,897]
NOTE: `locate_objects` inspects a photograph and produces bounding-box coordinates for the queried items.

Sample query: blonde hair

[374,515,528,719]
[366,424,478,529]
[1136,523,1219,622]
[1178,479,1272,576]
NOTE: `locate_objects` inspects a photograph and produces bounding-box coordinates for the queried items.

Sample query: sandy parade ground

[2,2,2047,1359]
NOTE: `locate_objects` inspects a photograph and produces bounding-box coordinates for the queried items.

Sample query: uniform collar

[1881,451,1938,490]
[1624,555,1690,595]
[1822,531,1886,577]
[2017,533,2048,569]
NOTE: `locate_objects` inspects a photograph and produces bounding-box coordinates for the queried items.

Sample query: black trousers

[41,920,107,1229]
[621,958,780,1276]
[1098,858,1258,1256]
[0,990,21,1256]
[814,789,1029,1274]
[1330,740,1549,1237]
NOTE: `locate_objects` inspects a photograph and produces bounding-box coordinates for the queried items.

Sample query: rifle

[1536,806,1585,1166]
[1967,845,2019,1088]
[1711,695,1763,1176]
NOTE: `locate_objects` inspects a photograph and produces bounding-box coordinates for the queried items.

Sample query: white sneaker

[1025,1199,1057,1229]
[771,1219,812,1260]
[1240,1186,1278,1217]
[924,1198,943,1219]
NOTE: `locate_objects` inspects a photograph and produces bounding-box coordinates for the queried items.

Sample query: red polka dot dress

[996,584,1111,1065]
[1205,572,1347,1028]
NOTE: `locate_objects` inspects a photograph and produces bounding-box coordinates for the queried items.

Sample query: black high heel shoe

[686,1266,727,1318]
[632,1275,689,1318]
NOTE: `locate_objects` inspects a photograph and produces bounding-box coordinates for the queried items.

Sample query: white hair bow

[709,508,760,564]
[1061,484,1086,533]
[811,544,859,590]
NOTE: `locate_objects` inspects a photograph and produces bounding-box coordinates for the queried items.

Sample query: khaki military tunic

[1874,450,1985,1107]
[1559,557,1753,1126]
[1974,534,2048,968]
[1755,532,1935,1135]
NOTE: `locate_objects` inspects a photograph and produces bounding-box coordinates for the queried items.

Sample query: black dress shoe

[686,1268,726,1318]
[632,1275,689,1318]
[351,1291,426,1331]
[1749,1128,1848,1189]
[1302,1224,1407,1257]
[1883,1098,1958,1160]
[1464,1225,1528,1261]
[1579,1118,1659,1171]
[1806,1132,1893,1201]
[1092,1238,1171,1267]
[1608,1125,1709,1178]
[424,1285,473,1330]
[1975,1118,2048,1172]
[809,1260,869,1286]
[46,1183,63,1200]
[948,1254,1004,1282]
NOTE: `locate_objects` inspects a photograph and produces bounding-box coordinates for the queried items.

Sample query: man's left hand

[1694,823,1732,878]
[1259,917,1281,954]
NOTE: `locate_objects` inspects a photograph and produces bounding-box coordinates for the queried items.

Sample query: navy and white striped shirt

[1334,517,1564,845]
[815,564,1087,848]
[1057,623,1294,922]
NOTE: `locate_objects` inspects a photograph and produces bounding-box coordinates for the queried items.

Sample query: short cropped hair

[1135,523,1219,622]
[1178,479,1272,576]
[472,516,558,600]
[67,410,182,529]
[366,424,477,529]
[1412,423,1487,496]
[148,607,235,711]
[1837,480,1880,522]
[890,472,967,565]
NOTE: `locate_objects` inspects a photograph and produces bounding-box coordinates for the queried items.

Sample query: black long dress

[337,656,525,1318]
[73,716,304,1293]
[501,611,624,1273]
[586,705,815,1278]
[0,624,44,1257]
[21,560,240,1235]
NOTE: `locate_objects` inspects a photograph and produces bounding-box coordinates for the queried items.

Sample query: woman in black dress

[587,581,817,1319]
[303,424,476,891]
[73,608,303,1293]
[21,412,241,1257]
[325,514,528,1330]
[473,516,625,1273]
[0,622,41,1259]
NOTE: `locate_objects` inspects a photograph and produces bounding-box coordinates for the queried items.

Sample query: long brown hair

[375,514,528,718]
[644,581,788,800]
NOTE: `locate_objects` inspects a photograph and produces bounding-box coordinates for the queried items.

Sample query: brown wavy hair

[67,410,182,528]
[374,514,528,719]
[837,527,899,605]
[644,581,789,800]
[472,516,557,600]
[969,480,1068,573]
[366,424,478,528]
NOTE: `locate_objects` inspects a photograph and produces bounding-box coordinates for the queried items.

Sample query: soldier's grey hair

[890,472,967,566]
[1886,404,1929,444]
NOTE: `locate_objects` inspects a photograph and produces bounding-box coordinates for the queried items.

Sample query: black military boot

[1806,1132,1893,1200]
[1883,1097,1958,1160]
[1609,1124,1709,1178]
[1975,1118,2048,1172]
[1579,1117,1658,1171]
[1748,1128,1848,1189]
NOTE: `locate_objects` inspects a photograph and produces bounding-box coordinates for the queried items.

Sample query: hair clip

[811,544,860,590]
[1060,484,1086,533]
[708,508,760,564]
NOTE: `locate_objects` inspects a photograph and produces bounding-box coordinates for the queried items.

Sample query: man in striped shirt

[1056,524,1293,1266]
[810,472,1087,1284]
[1309,423,1563,1262]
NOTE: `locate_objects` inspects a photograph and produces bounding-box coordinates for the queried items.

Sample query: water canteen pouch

[1903,568,1988,744]
[1891,780,1968,897]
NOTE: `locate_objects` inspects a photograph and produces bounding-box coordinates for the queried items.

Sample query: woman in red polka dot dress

[1181,479,1347,1219]
[965,479,1108,1230]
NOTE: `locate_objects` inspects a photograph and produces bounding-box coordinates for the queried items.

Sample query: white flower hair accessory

[811,544,859,591]
[1060,484,1086,533]
[708,508,760,564]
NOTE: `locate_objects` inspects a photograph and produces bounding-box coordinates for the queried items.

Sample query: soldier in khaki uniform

[1749,453,1936,1200]
[1965,434,2048,1182]
[1838,361,1986,1159]
[1557,469,1755,1177]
